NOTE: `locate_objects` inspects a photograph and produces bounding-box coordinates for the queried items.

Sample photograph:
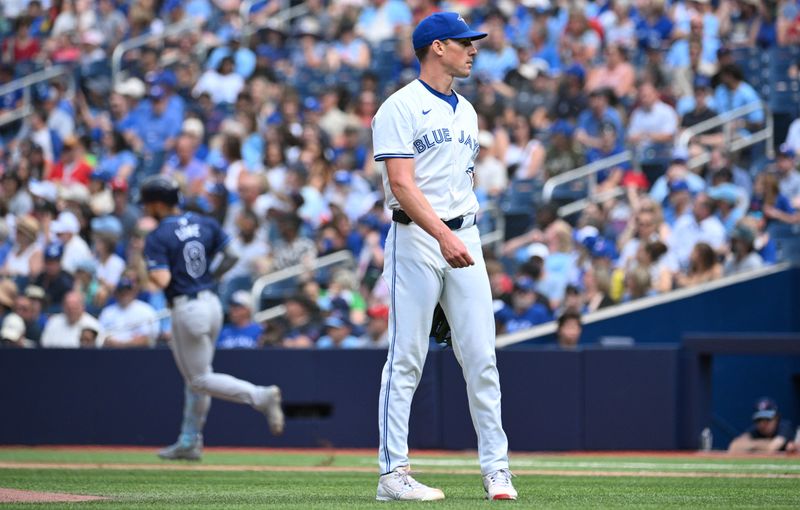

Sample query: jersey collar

[417,79,459,113]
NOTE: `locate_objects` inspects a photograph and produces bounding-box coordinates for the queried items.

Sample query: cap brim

[449,30,487,42]
[753,410,777,421]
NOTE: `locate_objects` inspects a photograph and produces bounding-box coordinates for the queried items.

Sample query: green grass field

[0,447,798,509]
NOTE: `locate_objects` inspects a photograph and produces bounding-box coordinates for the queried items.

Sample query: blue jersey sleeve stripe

[147,264,170,271]
[374,153,415,161]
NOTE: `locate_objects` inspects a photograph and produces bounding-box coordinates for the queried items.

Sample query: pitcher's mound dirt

[0,487,107,503]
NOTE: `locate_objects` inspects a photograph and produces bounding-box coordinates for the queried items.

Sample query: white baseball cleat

[483,468,517,501]
[256,385,284,436]
[376,466,445,501]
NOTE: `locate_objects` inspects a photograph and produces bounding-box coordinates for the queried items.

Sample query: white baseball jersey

[372,79,510,478]
[372,79,480,220]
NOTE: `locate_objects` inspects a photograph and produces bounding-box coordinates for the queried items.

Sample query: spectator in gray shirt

[724,223,764,275]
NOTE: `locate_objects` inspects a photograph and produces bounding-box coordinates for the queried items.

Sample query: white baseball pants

[378,221,509,475]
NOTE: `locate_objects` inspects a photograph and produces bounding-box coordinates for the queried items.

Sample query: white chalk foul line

[385,458,800,472]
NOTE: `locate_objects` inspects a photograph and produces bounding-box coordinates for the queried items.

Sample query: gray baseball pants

[169,291,262,439]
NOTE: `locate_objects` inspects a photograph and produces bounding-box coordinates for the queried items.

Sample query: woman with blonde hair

[2,216,43,280]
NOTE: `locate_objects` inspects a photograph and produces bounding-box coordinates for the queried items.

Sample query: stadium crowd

[0,0,799,350]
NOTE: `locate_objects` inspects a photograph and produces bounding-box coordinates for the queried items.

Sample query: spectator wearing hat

[87,169,114,217]
[775,144,800,205]
[723,223,764,275]
[494,277,553,334]
[33,243,74,313]
[709,182,745,234]
[41,290,102,348]
[359,304,390,348]
[216,290,262,349]
[51,210,92,275]
[0,313,34,348]
[589,122,630,193]
[549,64,589,123]
[649,149,706,209]
[128,84,182,165]
[728,397,796,453]
[669,193,726,270]
[98,276,159,348]
[575,88,624,161]
[2,215,43,281]
[317,313,361,349]
[556,310,582,349]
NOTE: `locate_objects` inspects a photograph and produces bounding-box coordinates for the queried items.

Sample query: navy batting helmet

[139,175,181,205]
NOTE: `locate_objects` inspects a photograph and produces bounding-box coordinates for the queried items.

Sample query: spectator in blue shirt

[316,314,362,349]
[130,85,182,158]
[714,64,764,132]
[495,276,553,334]
[473,15,519,83]
[355,0,412,46]
[217,290,262,349]
[575,88,624,161]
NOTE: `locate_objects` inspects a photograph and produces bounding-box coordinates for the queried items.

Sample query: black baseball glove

[430,303,452,348]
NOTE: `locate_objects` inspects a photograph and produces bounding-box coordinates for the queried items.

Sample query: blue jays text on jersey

[412,128,481,160]
[144,212,230,302]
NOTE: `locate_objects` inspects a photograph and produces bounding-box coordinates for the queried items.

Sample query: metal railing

[239,0,310,45]
[542,101,773,219]
[677,101,774,169]
[541,150,633,216]
[110,18,205,86]
[250,250,356,317]
[0,66,74,129]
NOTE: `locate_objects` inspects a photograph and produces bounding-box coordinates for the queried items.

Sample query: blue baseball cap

[549,119,575,137]
[669,180,690,193]
[44,242,63,261]
[513,276,537,293]
[412,12,487,50]
[752,397,778,421]
[693,74,712,90]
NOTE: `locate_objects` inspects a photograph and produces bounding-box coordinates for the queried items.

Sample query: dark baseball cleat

[157,435,203,461]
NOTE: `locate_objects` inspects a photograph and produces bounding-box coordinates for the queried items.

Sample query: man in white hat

[52,210,92,275]
[0,313,35,348]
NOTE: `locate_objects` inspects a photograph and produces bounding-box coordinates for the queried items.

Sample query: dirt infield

[0,487,107,503]
[1,461,798,480]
